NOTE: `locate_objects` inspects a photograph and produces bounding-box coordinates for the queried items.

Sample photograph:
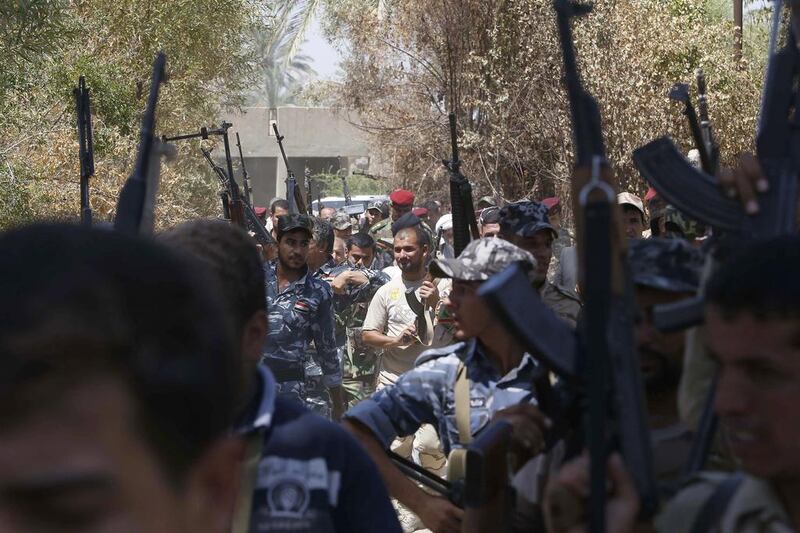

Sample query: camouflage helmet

[429,237,537,282]
[628,238,704,293]
[499,201,557,238]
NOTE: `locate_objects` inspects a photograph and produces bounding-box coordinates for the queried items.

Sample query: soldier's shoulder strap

[414,341,468,367]
[550,281,582,303]
[688,472,745,533]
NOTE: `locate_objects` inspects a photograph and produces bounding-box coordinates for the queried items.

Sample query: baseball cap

[429,238,537,281]
[332,211,351,230]
[628,238,704,293]
[368,199,390,217]
[389,189,415,207]
[617,192,645,216]
[275,213,314,239]
[477,195,497,208]
[435,213,453,233]
[499,201,557,238]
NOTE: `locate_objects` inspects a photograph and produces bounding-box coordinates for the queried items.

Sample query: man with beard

[346,238,549,533]
[547,236,800,533]
[262,214,346,420]
[360,225,447,530]
[629,238,704,485]
[499,201,581,326]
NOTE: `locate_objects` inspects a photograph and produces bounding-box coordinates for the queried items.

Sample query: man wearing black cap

[263,214,346,420]
[499,201,581,326]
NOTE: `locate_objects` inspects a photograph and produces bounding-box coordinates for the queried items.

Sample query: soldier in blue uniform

[263,214,346,420]
[162,219,401,533]
[344,237,551,533]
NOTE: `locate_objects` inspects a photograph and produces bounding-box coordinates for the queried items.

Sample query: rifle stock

[462,421,513,533]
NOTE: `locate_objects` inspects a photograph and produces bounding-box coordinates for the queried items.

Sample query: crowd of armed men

[7,0,800,526]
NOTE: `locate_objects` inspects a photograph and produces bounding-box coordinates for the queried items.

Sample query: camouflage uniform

[302,256,341,417]
[350,238,541,458]
[547,227,575,284]
[346,338,541,455]
[369,217,393,242]
[262,259,342,406]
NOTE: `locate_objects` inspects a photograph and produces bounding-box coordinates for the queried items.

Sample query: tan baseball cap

[617,192,645,216]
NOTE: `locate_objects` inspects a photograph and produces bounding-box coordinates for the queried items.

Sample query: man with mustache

[262,214,346,420]
[629,238,704,485]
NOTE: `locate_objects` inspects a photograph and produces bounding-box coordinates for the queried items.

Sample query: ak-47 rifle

[442,113,480,256]
[198,147,276,247]
[162,122,244,229]
[668,83,714,175]
[235,132,254,205]
[479,2,659,530]
[74,76,94,227]
[115,53,170,236]
[272,123,307,214]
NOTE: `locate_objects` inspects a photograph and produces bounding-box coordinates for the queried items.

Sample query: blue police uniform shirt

[345,338,542,454]
[263,260,341,388]
[236,366,402,533]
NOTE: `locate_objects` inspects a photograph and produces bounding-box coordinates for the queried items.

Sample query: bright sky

[300,15,343,80]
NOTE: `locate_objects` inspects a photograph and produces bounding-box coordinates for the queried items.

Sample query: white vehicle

[311,195,388,216]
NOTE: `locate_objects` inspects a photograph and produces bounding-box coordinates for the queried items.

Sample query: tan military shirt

[539,281,581,327]
[656,473,793,533]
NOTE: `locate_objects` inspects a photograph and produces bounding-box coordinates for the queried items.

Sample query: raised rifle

[696,69,720,175]
[235,132,254,205]
[633,0,799,331]
[668,83,714,175]
[442,113,479,256]
[74,76,94,227]
[304,168,314,215]
[272,123,307,214]
[480,2,658,529]
[114,52,171,236]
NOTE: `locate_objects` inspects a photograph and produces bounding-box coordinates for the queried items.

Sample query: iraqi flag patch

[294,299,312,314]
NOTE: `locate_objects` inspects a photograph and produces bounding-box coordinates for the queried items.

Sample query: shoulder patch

[414,341,468,367]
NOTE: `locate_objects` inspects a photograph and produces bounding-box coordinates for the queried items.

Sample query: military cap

[477,195,497,208]
[391,212,421,236]
[430,237,537,282]
[499,201,557,238]
[412,207,428,217]
[368,199,390,218]
[628,237,704,293]
[332,210,351,230]
[254,206,268,218]
[389,189,415,207]
[617,192,645,216]
[275,213,314,239]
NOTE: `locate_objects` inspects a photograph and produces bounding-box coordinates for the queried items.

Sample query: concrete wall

[223,107,374,207]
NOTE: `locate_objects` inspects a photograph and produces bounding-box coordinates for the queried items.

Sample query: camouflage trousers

[343,327,380,407]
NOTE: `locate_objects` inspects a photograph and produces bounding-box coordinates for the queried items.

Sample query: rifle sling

[232,429,266,533]
[455,361,472,445]
[448,361,472,484]
[688,472,744,533]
